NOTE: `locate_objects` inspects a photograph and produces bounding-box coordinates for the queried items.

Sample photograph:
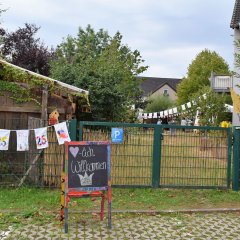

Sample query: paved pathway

[1,212,240,239]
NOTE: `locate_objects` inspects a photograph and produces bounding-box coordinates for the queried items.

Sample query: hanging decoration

[153,112,158,118]
[0,130,10,151]
[187,102,192,108]
[54,122,71,145]
[34,127,49,149]
[138,93,233,120]
[49,109,59,125]
[16,130,29,151]
[0,121,72,152]
[181,104,186,111]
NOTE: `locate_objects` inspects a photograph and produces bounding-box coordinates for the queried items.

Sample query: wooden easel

[62,141,112,233]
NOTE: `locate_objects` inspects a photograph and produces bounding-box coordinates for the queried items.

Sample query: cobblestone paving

[1,212,240,239]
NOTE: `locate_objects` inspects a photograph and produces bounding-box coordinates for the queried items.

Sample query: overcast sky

[1,0,236,78]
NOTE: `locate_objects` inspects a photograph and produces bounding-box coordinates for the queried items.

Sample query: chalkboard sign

[65,141,110,191]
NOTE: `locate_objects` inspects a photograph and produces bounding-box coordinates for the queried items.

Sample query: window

[163,89,169,96]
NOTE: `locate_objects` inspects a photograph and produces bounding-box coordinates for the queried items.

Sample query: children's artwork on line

[16,130,29,151]
[34,127,49,149]
[54,122,71,145]
[0,129,10,151]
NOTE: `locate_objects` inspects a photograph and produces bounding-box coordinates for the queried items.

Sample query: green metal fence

[0,119,236,190]
[79,121,232,189]
[159,125,231,189]
[233,127,240,191]
[80,122,154,187]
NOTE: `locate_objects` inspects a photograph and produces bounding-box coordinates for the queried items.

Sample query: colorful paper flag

[34,127,49,149]
[0,130,10,151]
[16,130,29,151]
[54,122,71,145]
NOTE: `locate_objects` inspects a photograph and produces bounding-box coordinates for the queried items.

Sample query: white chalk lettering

[71,160,106,174]
[79,147,95,158]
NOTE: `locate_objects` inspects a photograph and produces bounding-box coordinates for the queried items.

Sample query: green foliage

[144,95,175,113]
[0,63,53,104]
[0,23,53,76]
[0,80,33,103]
[184,86,228,126]
[234,39,240,73]
[177,49,230,104]
[50,25,148,122]
[0,62,89,104]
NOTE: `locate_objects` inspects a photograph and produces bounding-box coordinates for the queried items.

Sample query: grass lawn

[0,187,240,227]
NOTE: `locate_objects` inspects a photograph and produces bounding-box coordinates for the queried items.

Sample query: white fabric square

[34,127,49,149]
[16,130,29,151]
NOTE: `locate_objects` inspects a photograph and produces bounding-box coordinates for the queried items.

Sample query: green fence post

[233,127,240,191]
[79,121,84,141]
[152,125,162,188]
[68,119,77,141]
[227,128,232,189]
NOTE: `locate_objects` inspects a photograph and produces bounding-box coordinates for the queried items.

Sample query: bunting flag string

[0,121,71,152]
[138,93,233,120]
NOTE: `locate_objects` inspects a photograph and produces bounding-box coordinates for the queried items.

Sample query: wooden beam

[0,106,41,113]
[0,106,66,114]
[41,85,48,124]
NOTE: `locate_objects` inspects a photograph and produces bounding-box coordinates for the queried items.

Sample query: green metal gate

[159,125,231,189]
[79,121,232,189]
[233,126,240,191]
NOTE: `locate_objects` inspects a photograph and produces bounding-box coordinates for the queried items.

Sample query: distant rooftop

[231,0,240,29]
[138,76,182,97]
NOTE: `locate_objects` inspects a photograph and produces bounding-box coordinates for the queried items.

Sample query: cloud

[141,45,215,78]
[1,0,235,77]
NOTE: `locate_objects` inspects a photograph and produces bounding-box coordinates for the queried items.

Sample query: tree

[144,95,175,113]
[184,86,228,127]
[177,49,230,104]
[1,23,53,76]
[50,25,148,121]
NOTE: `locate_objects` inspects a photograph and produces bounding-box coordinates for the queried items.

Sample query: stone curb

[69,208,240,214]
[1,208,240,214]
